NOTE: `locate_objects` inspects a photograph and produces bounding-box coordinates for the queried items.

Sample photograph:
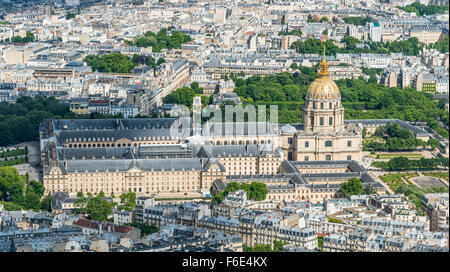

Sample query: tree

[243,244,273,252]
[40,194,53,212]
[0,166,47,211]
[74,192,117,221]
[427,138,440,149]
[126,29,192,52]
[318,236,324,248]
[84,53,136,73]
[398,2,448,16]
[0,166,25,203]
[128,222,158,237]
[190,82,202,94]
[119,191,136,211]
[163,86,201,107]
[364,184,376,195]
[340,178,364,197]
[290,63,298,70]
[343,16,372,26]
[273,240,287,252]
[66,13,76,20]
[11,32,35,43]
[388,156,410,170]
[249,182,268,201]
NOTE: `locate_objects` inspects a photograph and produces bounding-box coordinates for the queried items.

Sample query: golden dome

[306,45,341,100]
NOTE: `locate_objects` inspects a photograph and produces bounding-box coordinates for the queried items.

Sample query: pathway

[370,172,394,194]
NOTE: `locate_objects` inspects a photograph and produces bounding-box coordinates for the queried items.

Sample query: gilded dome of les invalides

[306,48,341,100]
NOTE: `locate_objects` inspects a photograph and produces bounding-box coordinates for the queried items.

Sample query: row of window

[216,140,271,145]
[302,155,351,161]
[303,140,352,148]
[314,102,337,110]
[311,116,333,126]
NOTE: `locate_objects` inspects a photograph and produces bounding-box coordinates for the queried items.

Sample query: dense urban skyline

[0,0,448,254]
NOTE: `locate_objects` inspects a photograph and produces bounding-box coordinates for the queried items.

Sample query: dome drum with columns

[302,47,345,134]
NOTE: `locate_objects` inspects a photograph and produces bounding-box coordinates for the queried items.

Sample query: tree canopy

[212,181,268,204]
[163,86,203,107]
[119,191,136,211]
[74,192,117,221]
[365,122,431,151]
[66,13,76,20]
[343,16,372,26]
[10,32,35,43]
[0,166,50,211]
[225,71,448,127]
[125,27,192,52]
[0,96,76,146]
[84,53,136,73]
[374,156,449,171]
[290,37,425,56]
[398,2,449,16]
[340,178,365,197]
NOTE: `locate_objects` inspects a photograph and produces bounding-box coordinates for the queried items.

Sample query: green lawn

[380,173,419,192]
[0,158,27,167]
[423,172,449,182]
[369,153,423,159]
[0,149,26,158]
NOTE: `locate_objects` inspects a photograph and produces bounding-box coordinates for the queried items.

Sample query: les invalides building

[280,52,363,163]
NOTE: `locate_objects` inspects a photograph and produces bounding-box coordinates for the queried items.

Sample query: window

[305,141,309,148]
[320,103,324,109]
[326,155,331,160]
[288,137,293,144]
[325,140,332,147]
[311,117,314,126]
[305,156,309,161]
[329,117,333,126]
[329,102,332,109]
[320,117,324,125]
[347,155,352,160]
[347,140,352,147]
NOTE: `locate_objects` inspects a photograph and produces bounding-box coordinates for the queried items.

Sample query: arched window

[329,102,332,109]
[231,141,235,145]
[216,141,221,145]
[238,141,243,145]
[253,140,257,145]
